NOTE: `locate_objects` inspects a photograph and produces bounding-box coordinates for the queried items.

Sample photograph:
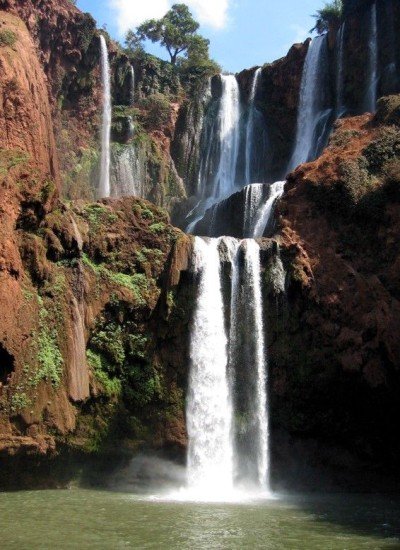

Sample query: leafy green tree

[311,0,343,34]
[134,3,203,65]
[125,30,144,53]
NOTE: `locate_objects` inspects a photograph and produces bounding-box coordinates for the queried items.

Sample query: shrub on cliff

[363,126,400,174]
[0,29,17,47]
[138,93,172,130]
[375,95,400,127]
[311,0,343,34]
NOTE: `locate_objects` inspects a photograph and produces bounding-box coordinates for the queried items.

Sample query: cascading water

[364,2,378,113]
[335,22,346,118]
[287,34,333,172]
[245,68,262,184]
[242,239,269,488]
[243,184,264,237]
[186,237,234,498]
[212,74,241,199]
[185,236,273,500]
[99,35,112,198]
[252,181,285,238]
[186,75,241,231]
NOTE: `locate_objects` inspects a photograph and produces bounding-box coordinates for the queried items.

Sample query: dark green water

[1,489,400,549]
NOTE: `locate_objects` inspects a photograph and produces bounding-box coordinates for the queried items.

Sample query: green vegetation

[9,391,31,414]
[134,4,206,65]
[311,0,343,34]
[125,3,219,88]
[0,149,29,177]
[363,126,400,174]
[83,204,116,230]
[0,29,17,47]
[86,349,122,397]
[149,222,167,234]
[82,254,150,306]
[35,306,64,387]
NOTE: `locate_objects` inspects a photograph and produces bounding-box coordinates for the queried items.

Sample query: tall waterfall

[245,68,262,184]
[186,75,241,232]
[364,2,378,113]
[243,240,269,488]
[212,75,241,199]
[187,238,234,497]
[335,23,346,118]
[287,35,332,172]
[187,237,272,498]
[99,35,112,198]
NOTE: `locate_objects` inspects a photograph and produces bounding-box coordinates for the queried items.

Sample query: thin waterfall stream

[99,35,112,198]
[245,68,262,184]
[287,34,332,172]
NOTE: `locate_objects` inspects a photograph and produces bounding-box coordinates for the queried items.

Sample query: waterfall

[335,23,346,118]
[364,2,378,113]
[245,68,262,184]
[110,145,146,198]
[187,237,234,497]
[212,74,241,199]
[99,35,112,198]
[244,184,264,237]
[186,75,241,232]
[243,240,269,488]
[252,181,285,238]
[130,65,135,105]
[187,236,272,498]
[287,35,333,172]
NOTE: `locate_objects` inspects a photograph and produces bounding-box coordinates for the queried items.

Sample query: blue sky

[77,0,322,72]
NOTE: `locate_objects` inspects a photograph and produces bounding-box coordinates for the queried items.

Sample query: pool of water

[1,489,399,549]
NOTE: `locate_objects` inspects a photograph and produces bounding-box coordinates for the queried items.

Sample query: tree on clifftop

[131,3,208,66]
[311,0,343,34]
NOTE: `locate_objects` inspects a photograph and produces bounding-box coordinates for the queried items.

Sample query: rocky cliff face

[0,9,195,481]
[266,99,400,488]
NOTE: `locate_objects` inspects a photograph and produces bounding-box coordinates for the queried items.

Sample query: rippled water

[1,490,400,549]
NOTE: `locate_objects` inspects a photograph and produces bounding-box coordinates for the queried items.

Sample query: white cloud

[187,0,229,30]
[109,0,230,36]
[109,0,169,35]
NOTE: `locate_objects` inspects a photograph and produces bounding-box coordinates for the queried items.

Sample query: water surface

[1,490,400,549]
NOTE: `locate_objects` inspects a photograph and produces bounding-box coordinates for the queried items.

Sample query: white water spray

[186,237,234,498]
[99,35,112,198]
[245,68,262,184]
